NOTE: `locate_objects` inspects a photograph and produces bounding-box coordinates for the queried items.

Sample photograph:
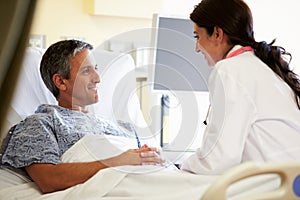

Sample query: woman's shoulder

[213,52,268,80]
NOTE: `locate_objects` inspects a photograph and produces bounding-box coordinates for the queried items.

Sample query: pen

[134,129,141,148]
[117,120,141,148]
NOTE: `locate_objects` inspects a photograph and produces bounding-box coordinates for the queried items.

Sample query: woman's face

[193,24,217,67]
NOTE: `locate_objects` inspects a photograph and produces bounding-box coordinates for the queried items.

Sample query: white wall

[30,0,152,47]
[30,0,300,73]
[245,0,300,74]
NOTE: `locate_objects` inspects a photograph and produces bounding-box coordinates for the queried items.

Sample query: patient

[0,39,163,193]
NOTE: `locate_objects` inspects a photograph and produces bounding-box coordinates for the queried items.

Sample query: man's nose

[93,68,101,83]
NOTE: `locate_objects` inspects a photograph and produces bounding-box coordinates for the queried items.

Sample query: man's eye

[95,64,98,71]
[82,67,90,73]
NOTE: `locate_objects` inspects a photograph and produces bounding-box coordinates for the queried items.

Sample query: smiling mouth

[88,86,98,93]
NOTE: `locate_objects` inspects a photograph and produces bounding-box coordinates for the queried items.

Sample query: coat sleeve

[181,68,257,174]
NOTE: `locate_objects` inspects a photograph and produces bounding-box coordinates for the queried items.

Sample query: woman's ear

[53,74,67,91]
[213,26,224,41]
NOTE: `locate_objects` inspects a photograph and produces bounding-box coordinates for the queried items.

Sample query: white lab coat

[181,45,300,174]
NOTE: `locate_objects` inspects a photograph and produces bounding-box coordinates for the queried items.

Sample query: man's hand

[102,144,164,167]
[25,145,164,194]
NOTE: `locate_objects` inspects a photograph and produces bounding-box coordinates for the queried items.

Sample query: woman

[181,0,300,174]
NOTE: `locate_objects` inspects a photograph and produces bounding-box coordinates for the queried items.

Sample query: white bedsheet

[0,135,280,200]
[0,167,217,200]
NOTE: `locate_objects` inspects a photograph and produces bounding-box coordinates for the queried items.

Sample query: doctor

[181,0,300,174]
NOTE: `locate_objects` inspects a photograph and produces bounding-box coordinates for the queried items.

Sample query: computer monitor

[150,14,212,92]
[150,14,211,152]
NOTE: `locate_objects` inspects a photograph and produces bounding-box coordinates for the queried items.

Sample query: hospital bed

[0,47,299,200]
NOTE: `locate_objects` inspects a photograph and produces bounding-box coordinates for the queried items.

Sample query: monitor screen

[150,15,211,152]
[151,15,212,92]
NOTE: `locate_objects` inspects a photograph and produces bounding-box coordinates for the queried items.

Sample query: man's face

[63,49,100,108]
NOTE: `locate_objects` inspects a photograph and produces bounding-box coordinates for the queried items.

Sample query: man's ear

[53,74,67,91]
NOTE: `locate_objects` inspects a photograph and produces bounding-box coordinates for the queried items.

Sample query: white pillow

[0,168,31,189]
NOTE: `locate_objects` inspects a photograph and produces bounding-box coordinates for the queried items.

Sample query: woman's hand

[101,145,164,167]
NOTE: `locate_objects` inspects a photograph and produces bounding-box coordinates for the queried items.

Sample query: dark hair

[40,40,93,100]
[191,0,300,108]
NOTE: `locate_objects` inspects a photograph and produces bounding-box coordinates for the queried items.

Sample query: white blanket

[0,135,280,200]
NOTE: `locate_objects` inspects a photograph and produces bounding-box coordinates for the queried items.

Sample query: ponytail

[252,40,300,109]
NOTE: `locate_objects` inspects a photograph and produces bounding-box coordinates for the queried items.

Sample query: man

[1,40,163,193]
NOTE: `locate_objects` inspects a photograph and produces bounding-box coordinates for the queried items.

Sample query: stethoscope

[203,104,210,125]
[202,46,254,126]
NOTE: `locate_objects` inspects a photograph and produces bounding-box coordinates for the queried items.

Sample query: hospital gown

[0,104,138,169]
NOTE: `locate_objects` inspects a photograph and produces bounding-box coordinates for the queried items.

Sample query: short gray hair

[40,40,93,100]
